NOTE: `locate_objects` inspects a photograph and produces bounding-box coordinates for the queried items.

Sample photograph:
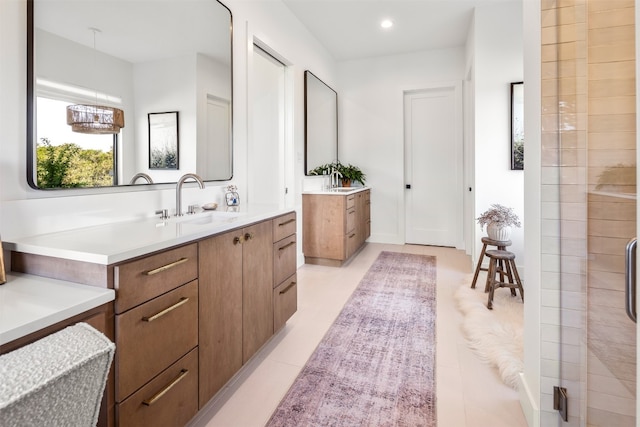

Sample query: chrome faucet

[175,173,205,216]
[330,167,342,189]
[129,172,154,185]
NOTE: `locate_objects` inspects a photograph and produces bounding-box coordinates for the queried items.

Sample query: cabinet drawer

[115,280,198,401]
[273,212,296,242]
[117,348,198,427]
[346,229,359,259]
[274,274,297,331]
[114,243,198,313]
[346,194,356,210]
[346,207,356,233]
[273,234,296,288]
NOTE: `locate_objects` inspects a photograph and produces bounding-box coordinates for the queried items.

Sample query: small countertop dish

[0,273,115,346]
[302,186,369,196]
[4,204,295,265]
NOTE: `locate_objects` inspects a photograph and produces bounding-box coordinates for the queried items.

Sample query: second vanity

[4,205,297,427]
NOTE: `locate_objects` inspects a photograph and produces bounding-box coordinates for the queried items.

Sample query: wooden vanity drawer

[346,194,356,210]
[346,207,356,233]
[274,274,297,331]
[115,280,198,401]
[114,243,197,314]
[273,234,296,288]
[273,212,296,242]
[117,348,198,427]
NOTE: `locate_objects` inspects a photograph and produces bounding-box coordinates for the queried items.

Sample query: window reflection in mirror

[27,0,233,190]
[304,71,338,175]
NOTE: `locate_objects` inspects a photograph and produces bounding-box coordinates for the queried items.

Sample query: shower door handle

[625,237,637,323]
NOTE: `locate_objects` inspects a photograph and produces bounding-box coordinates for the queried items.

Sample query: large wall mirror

[27,0,233,189]
[304,70,337,175]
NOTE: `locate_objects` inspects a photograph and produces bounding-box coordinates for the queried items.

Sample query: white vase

[487,223,511,241]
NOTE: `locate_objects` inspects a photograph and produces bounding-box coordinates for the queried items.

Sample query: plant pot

[341,178,352,187]
[487,223,511,241]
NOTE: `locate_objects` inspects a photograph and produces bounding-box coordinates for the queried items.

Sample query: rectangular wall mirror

[27,0,233,189]
[304,70,338,175]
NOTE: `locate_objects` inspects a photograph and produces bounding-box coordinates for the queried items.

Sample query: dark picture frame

[148,111,179,169]
[511,82,524,170]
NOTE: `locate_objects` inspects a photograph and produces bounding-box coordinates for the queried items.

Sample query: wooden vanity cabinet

[199,218,281,406]
[241,220,275,362]
[113,243,199,425]
[303,189,370,266]
[198,229,244,407]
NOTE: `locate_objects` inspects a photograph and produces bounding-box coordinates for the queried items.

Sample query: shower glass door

[544,0,637,424]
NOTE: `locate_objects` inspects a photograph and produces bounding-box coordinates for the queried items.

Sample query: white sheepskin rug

[454,275,524,390]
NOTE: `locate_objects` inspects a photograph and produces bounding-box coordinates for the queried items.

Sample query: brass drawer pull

[279,281,296,295]
[143,258,188,276]
[142,297,189,322]
[142,369,189,406]
[244,232,254,241]
[233,236,243,245]
[278,218,295,227]
[278,241,296,251]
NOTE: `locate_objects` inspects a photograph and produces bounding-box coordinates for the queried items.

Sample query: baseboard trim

[518,372,539,427]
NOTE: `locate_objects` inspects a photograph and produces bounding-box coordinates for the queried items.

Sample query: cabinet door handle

[244,232,254,241]
[142,369,189,406]
[349,211,355,215]
[278,241,296,251]
[142,297,189,322]
[233,236,243,245]
[348,233,356,238]
[278,218,295,227]
[279,281,296,294]
[143,258,188,276]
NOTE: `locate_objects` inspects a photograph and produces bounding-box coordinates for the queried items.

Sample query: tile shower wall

[540,0,636,425]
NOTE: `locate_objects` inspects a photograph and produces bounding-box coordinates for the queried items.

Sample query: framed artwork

[511,82,524,170]
[148,111,179,169]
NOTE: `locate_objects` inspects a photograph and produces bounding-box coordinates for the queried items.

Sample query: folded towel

[0,322,115,427]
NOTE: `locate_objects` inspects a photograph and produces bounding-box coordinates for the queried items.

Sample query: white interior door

[404,85,462,247]
[249,45,285,206]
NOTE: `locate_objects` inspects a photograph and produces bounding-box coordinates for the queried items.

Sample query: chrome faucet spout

[176,173,205,216]
[129,173,154,185]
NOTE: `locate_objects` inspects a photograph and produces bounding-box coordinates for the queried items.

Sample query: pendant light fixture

[66,28,124,134]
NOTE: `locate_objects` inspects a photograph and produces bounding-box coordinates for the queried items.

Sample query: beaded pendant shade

[66,104,124,134]
[66,27,124,135]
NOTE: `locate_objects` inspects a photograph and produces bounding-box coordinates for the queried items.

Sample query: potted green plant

[477,204,521,241]
[337,163,366,187]
[309,161,366,187]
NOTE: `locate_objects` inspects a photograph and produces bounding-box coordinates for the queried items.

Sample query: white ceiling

[282,0,519,61]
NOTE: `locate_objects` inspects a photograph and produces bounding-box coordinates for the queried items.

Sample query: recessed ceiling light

[380,19,393,29]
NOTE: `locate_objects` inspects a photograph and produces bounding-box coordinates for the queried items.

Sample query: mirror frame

[304,70,338,175]
[26,0,234,190]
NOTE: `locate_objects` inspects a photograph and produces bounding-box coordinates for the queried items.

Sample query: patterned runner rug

[266,251,437,427]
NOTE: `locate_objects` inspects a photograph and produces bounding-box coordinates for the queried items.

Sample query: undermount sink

[165,210,245,226]
[328,187,362,193]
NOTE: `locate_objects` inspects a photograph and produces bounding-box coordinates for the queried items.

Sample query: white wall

[338,48,466,244]
[472,2,524,264]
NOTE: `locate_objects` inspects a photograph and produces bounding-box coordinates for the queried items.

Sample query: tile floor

[188,243,527,427]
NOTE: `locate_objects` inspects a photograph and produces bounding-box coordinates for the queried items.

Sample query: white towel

[0,322,115,427]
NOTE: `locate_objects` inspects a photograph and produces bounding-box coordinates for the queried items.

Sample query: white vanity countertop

[302,186,370,196]
[0,273,115,346]
[4,204,295,265]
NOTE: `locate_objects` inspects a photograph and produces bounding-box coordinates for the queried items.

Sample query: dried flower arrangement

[476,204,521,230]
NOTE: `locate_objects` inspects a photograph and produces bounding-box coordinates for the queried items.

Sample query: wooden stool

[484,249,523,310]
[470,237,512,289]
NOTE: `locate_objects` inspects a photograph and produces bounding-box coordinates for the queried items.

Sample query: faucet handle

[155,209,169,220]
[187,205,198,215]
